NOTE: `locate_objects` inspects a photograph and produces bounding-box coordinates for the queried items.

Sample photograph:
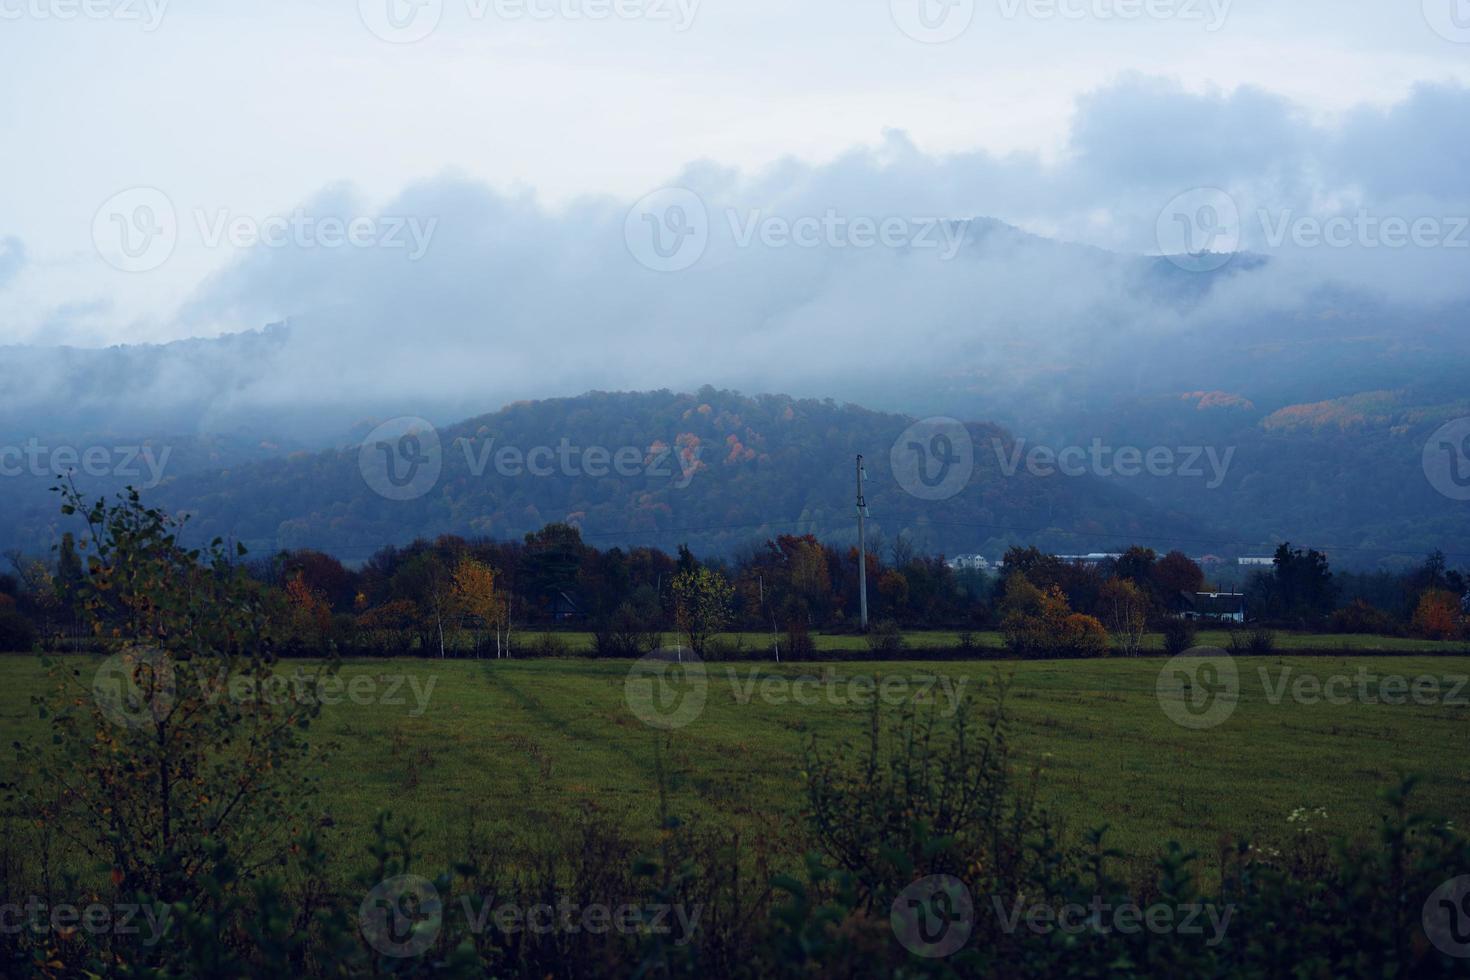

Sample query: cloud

[5,76,1467,438]
[0,237,27,291]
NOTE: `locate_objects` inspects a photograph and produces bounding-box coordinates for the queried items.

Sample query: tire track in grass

[473,659,697,804]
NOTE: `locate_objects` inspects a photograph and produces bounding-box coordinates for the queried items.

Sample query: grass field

[4,650,1469,888]
[520,629,1469,655]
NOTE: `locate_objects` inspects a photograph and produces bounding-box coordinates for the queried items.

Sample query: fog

[2,77,1468,440]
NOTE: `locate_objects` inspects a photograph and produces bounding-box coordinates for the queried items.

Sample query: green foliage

[1331,598,1401,636]
[1228,626,1277,654]
[593,598,663,657]
[4,650,1470,976]
[1161,618,1198,655]
[1250,542,1339,625]
[803,691,1041,908]
[14,485,336,917]
[672,565,733,657]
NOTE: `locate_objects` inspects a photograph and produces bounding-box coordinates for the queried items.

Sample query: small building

[549,591,584,624]
[947,555,992,572]
[1179,592,1247,623]
[1238,557,1274,567]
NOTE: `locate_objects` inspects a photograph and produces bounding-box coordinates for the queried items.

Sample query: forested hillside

[138,388,1208,560]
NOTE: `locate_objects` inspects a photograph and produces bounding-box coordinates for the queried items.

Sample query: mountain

[3,211,1468,567]
[1028,385,1470,568]
[116,388,1216,562]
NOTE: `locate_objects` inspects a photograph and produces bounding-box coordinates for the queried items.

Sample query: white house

[1179,592,1247,623]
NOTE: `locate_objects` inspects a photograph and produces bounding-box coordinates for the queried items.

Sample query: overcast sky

[1,0,1468,347]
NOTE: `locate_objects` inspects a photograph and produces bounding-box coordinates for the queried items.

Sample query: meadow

[4,647,1468,887]
[521,628,1466,655]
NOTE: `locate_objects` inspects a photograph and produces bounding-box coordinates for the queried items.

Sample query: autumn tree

[785,536,834,625]
[284,571,333,652]
[452,556,505,658]
[1100,578,1149,656]
[392,550,457,657]
[1152,551,1205,609]
[1411,589,1466,641]
[877,569,910,621]
[672,565,733,658]
[999,574,1109,658]
[279,549,355,611]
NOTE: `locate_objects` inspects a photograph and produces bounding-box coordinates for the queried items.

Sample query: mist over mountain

[3,76,1468,568]
[4,212,1467,444]
[8,78,1469,429]
[3,213,1468,567]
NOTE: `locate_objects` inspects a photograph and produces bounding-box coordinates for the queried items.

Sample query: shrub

[593,601,662,658]
[1062,612,1111,657]
[0,608,37,652]
[785,619,816,659]
[1001,575,1109,657]
[1227,626,1275,654]
[865,619,906,656]
[1411,589,1467,641]
[1329,598,1399,636]
[526,632,573,658]
[803,691,1042,908]
[16,486,334,917]
[703,635,743,660]
[1161,618,1198,655]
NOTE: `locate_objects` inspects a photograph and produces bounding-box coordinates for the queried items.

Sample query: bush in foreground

[6,694,1467,977]
[0,608,36,652]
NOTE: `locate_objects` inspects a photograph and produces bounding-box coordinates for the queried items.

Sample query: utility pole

[761,574,780,663]
[856,454,869,631]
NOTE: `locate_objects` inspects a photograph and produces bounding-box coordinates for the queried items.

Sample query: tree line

[5,480,1465,977]
[3,507,1465,657]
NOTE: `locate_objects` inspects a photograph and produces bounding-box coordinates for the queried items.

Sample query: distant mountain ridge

[135,388,1214,561]
[3,208,1468,567]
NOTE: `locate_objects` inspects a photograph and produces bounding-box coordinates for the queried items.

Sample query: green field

[4,652,1468,885]
[519,628,1468,655]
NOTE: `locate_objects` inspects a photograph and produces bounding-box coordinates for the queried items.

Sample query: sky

[0,0,1468,349]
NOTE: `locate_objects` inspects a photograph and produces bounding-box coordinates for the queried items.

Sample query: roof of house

[1181,592,1246,615]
